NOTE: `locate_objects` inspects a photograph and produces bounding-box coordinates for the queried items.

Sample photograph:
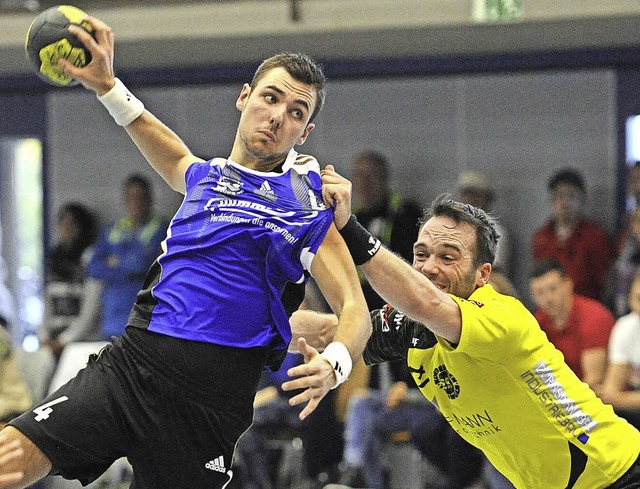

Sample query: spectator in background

[615,162,640,252]
[87,174,167,340]
[301,150,422,312]
[457,170,512,278]
[605,207,640,318]
[39,203,100,360]
[600,269,640,431]
[603,163,640,317]
[351,150,422,309]
[336,363,484,489]
[530,258,614,391]
[532,167,613,301]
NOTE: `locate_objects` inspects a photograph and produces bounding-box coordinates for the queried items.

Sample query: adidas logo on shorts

[205,455,226,473]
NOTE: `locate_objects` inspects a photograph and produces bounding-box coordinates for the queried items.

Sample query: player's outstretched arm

[360,246,463,344]
[58,15,202,194]
[282,224,371,419]
[124,111,201,194]
[321,166,463,344]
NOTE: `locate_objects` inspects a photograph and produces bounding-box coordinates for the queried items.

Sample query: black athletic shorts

[9,327,268,488]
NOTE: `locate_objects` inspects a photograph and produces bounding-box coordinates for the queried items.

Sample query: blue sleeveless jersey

[128,149,333,353]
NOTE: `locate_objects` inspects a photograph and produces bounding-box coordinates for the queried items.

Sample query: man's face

[530,270,573,321]
[58,210,81,244]
[630,208,640,240]
[628,166,640,203]
[234,67,316,165]
[412,216,484,299]
[550,182,583,223]
[628,277,640,315]
[351,157,387,210]
[125,183,151,223]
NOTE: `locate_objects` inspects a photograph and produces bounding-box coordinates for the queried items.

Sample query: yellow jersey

[364,284,640,489]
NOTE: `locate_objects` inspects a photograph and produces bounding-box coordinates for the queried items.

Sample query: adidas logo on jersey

[205,455,226,473]
[255,181,277,202]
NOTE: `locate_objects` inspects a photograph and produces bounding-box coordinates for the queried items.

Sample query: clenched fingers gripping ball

[25,5,94,86]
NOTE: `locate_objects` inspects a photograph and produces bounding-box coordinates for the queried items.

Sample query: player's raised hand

[281,337,336,420]
[321,165,352,230]
[59,15,116,95]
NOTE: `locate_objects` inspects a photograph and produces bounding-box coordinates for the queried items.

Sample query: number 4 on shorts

[33,396,69,422]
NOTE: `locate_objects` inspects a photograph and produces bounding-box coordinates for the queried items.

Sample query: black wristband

[339,215,382,265]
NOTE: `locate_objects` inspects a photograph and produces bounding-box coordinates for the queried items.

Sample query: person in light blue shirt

[87,173,167,339]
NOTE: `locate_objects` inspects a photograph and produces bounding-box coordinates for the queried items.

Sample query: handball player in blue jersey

[0,15,371,489]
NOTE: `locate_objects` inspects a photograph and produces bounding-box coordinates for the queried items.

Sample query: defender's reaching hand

[321,165,353,230]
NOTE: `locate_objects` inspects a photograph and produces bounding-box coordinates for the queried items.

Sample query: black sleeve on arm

[363,305,437,365]
[339,215,382,265]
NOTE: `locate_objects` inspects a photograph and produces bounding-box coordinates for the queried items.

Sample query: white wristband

[321,341,352,389]
[97,77,145,126]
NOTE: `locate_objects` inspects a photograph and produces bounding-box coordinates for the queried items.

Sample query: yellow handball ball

[25,5,94,87]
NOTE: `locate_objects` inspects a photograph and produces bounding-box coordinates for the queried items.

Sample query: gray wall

[47,67,617,305]
[4,1,640,79]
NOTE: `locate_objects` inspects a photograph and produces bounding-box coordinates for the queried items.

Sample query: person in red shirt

[532,167,613,301]
[530,258,615,390]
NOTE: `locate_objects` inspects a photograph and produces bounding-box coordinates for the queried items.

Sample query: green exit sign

[473,0,524,22]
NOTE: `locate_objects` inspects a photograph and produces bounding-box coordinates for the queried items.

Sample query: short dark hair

[530,258,566,280]
[250,52,326,122]
[57,202,98,254]
[548,168,585,194]
[353,150,389,179]
[419,194,499,268]
[124,173,152,197]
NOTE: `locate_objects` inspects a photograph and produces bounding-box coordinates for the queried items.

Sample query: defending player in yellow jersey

[287,181,640,489]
